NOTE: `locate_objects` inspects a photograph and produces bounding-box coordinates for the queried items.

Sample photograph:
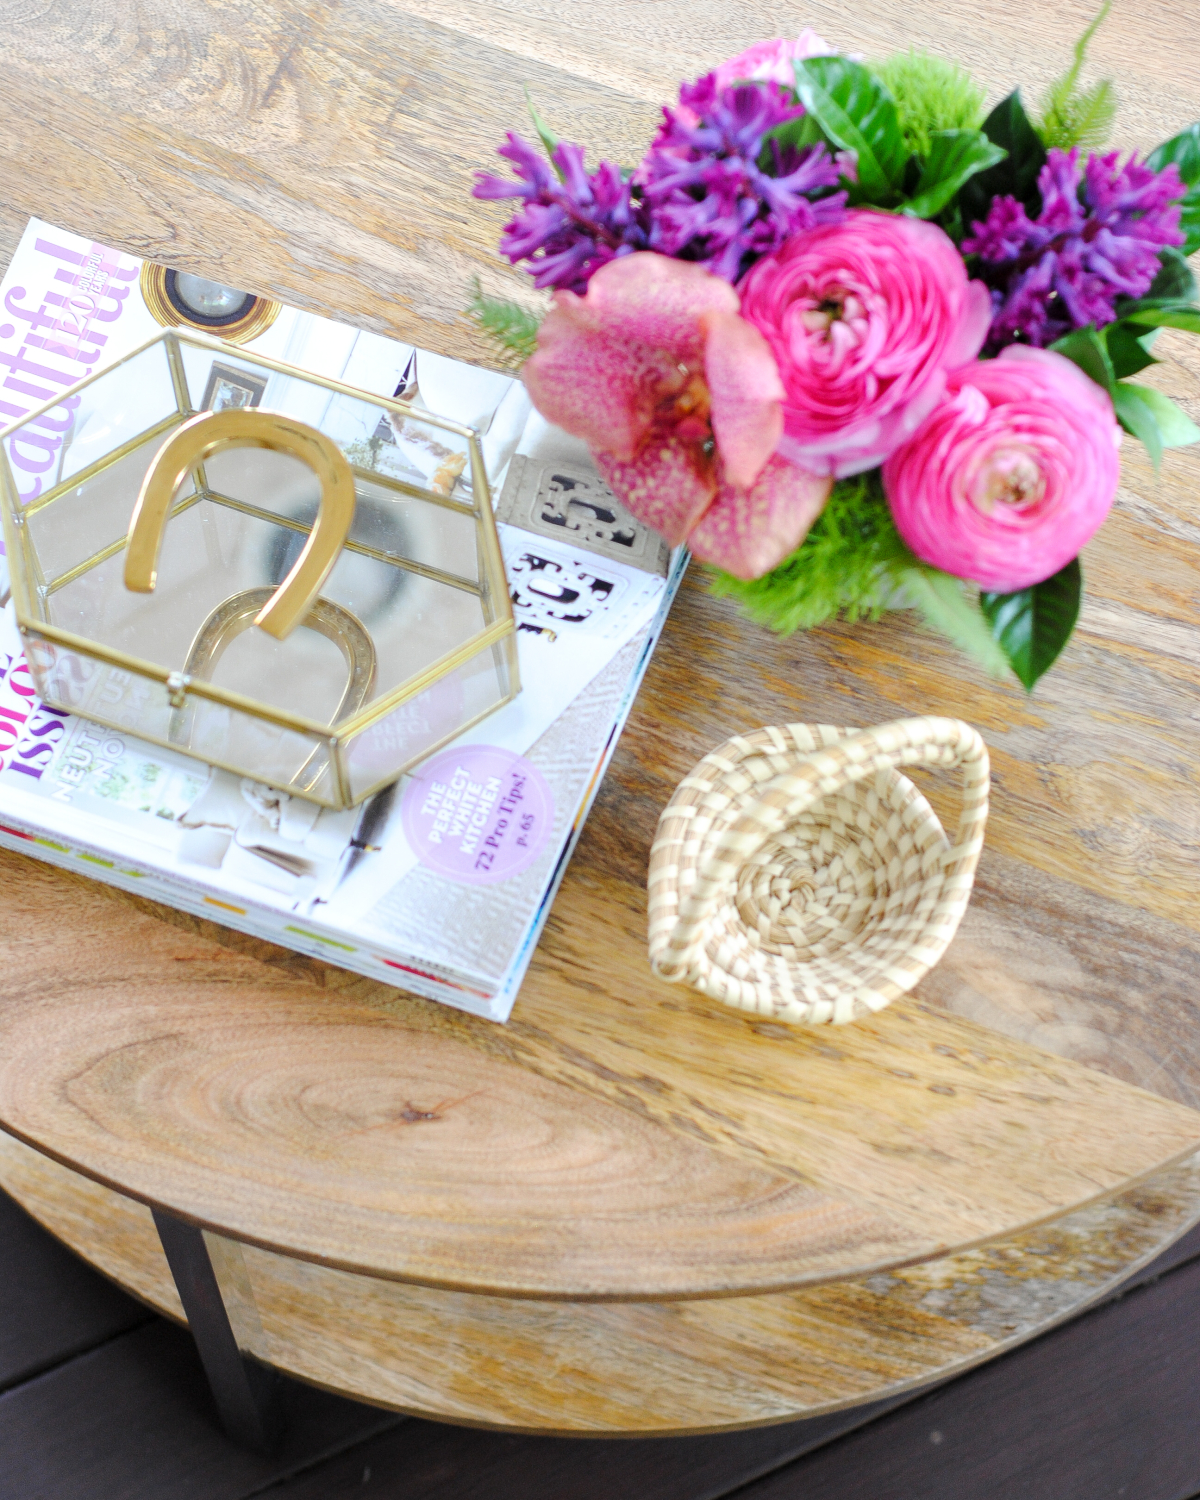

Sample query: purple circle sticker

[401,745,555,886]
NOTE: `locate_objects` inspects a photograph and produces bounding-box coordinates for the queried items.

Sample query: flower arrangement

[470,12,1200,688]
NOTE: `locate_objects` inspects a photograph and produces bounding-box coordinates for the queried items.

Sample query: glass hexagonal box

[0,330,520,809]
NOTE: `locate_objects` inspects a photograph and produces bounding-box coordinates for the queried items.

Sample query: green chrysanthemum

[708,472,914,634]
[873,50,986,159]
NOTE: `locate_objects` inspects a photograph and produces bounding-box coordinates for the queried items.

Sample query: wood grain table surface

[1,0,1200,1434]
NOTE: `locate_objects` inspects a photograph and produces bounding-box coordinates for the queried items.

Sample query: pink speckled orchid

[522,253,832,578]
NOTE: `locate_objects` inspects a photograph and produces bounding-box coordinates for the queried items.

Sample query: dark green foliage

[958,91,1047,228]
[1143,246,1198,304]
[1049,326,1115,395]
[903,130,1008,220]
[791,57,907,202]
[1099,251,1197,392]
[980,559,1082,691]
[1147,123,1200,256]
[762,110,826,157]
[1103,322,1159,380]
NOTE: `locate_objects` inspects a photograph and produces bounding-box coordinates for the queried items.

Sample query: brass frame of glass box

[0,329,520,810]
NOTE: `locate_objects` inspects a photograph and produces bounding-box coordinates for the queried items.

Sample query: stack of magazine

[0,219,684,1022]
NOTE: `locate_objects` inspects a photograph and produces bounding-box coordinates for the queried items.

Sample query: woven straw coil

[647,718,989,1026]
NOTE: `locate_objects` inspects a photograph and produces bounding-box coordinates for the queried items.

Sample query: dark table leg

[152,1208,283,1454]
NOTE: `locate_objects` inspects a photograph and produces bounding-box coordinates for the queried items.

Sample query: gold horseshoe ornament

[168,586,377,793]
[171,587,377,732]
[124,408,357,640]
[0,327,521,810]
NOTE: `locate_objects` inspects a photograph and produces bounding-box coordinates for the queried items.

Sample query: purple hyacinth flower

[473,134,650,293]
[963,147,1186,351]
[638,75,848,284]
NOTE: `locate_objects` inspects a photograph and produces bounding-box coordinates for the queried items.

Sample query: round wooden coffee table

[4,504,1200,1436]
[2,0,1200,1449]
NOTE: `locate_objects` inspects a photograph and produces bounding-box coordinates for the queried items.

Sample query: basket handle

[678,716,990,940]
[124,408,357,641]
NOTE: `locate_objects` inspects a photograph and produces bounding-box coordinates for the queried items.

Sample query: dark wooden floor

[3,1187,1200,1499]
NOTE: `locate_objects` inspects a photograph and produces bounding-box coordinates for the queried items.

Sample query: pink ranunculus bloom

[882,346,1122,592]
[522,252,833,579]
[738,210,993,478]
[712,31,835,89]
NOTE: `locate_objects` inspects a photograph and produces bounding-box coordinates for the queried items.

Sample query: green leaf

[1170,191,1199,257]
[959,91,1047,227]
[1123,302,1200,335]
[1110,382,1200,469]
[466,278,543,364]
[902,130,1007,219]
[523,86,564,181]
[1148,122,1200,185]
[1112,383,1164,469]
[1112,248,1200,330]
[1146,122,1200,257]
[1049,325,1115,396]
[898,567,1012,679]
[763,110,827,157]
[1145,246,1197,303]
[792,56,908,201]
[1037,3,1115,151]
[1103,321,1159,380]
[1115,383,1200,458]
[980,559,1082,692]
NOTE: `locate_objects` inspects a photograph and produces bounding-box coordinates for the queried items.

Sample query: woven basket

[647,717,989,1026]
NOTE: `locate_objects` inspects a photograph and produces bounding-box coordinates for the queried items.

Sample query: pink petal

[703,310,785,491]
[523,291,662,461]
[945,278,993,369]
[522,254,742,464]
[588,252,740,361]
[687,456,833,578]
[713,32,835,89]
[998,344,1119,421]
[594,434,717,547]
